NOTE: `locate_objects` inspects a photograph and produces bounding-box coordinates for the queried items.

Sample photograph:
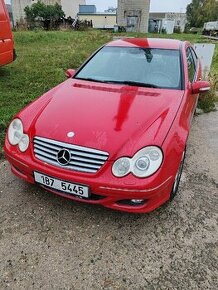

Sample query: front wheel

[170,149,186,201]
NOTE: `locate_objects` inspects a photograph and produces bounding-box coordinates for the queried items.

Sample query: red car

[4,38,210,213]
[0,0,16,66]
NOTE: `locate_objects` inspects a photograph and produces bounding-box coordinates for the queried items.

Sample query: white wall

[61,0,86,18]
[11,0,32,23]
[117,0,151,33]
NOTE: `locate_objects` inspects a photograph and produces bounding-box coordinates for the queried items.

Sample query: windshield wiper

[75,78,160,88]
[114,81,160,88]
[75,77,109,83]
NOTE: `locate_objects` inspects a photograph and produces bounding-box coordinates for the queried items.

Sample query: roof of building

[150,12,186,15]
[78,12,116,16]
[106,38,183,50]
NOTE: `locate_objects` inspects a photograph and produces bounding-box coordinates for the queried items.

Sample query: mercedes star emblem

[57,149,71,166]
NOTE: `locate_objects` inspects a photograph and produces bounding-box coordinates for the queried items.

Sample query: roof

[78,12,116,16]
[150,12,186,16]
[106,38,183,50]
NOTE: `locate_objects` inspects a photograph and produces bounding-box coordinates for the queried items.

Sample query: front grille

[33,136,109,174]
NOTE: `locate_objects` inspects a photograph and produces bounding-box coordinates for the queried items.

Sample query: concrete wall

[165,13,186,32]
[12,0,33,23]
[61,0,85,18]
[149,12,187,33]
[78,14,116,29]
[117,0,151,33]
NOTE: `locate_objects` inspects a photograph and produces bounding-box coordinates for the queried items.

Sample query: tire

[170,149,186,201]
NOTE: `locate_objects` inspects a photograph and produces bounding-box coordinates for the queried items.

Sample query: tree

[186,0,218,28]
[104,7,117,13]
[201,0,218,22]
[24,1,65,29]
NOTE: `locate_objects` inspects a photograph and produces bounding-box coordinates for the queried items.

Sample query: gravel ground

[0,110,217,290]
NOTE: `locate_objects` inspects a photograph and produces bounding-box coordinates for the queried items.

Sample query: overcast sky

[5,0,192,13]
[86,0,192,13]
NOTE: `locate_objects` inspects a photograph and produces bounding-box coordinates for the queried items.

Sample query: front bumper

[4,143,173,213]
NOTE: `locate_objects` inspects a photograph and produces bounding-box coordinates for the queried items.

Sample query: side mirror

[65,69,76,78]
[192,81,210,94]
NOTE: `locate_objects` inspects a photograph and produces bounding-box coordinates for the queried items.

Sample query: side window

[190,47,198,68]
[186,48,196,82]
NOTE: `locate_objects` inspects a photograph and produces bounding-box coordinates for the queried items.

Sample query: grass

[0,30,217,157]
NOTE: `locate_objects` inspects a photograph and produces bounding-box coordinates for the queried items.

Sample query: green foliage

[198,75,218,112]
[174,27,181,34]
[186,0,218,28]
[24,1,65,29]
[211,42,218,75]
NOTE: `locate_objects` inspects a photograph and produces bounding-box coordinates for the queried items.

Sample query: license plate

[34,172,89,198]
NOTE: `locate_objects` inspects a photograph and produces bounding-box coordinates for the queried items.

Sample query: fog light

[131,199,144,204]
[118,199,146,207]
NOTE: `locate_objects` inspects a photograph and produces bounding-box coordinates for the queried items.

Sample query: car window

[75,47,182,90]
[190,47,198,68]
[186,47,196,82]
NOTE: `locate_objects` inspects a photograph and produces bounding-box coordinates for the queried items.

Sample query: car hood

[29,79,184,160]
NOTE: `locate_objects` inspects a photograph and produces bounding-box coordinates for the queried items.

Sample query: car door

[0,0,14,66]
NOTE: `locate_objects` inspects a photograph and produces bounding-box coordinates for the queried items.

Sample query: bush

[174,26,181,34]
[24,1,65,30]
[198,75,218,113]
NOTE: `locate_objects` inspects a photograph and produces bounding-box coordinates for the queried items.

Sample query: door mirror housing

[192,81,210,94]
[65,69,76,78]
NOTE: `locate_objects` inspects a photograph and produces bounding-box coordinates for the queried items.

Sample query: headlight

[18,134,30,152]
[8,118,23,145]
[112,157,131,177]
[8,118,30,152]
[132,147,163,178]
[112,146,163,178]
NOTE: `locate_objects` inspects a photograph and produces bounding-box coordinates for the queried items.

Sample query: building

[79,4,96,14]
[117,0,151,33]
[78,12,116,29]
[149,12,187,33]
[11,0,85,23]
[78,5,116,29]
[61,0,85,18]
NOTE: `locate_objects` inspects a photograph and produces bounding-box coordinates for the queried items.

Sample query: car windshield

[75,46,182,89]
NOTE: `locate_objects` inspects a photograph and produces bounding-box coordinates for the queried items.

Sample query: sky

[86,0,192,13]
[5,0,192,13]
